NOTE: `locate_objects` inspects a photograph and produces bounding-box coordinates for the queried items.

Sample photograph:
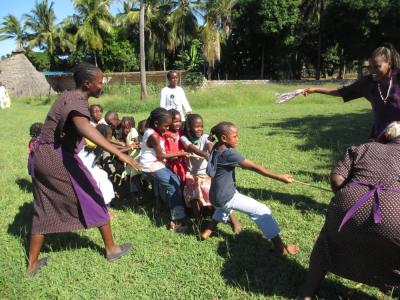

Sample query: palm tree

[202,0,235,80]
[139,0,148,99]
[0,14,25,49]
[73,0,114,66]
[167,0,202,53]
[24,0,63,69]
[300,0,327,80]
[117,0,171,70]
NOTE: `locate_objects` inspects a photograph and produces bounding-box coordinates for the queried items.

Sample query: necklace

[377,77,393,104]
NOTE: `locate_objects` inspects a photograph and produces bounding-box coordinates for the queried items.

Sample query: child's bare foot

[169,219,190,233]
[201,220,218,240]
[271,235,299,255]
[281,244,300,255]
[201,228,213,240]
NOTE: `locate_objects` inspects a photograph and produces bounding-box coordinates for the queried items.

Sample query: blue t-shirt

[206,148,245,207]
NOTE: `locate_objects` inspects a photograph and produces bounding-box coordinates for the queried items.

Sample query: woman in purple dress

[303,44,400,139]
[300,121,400,299]
[27,63,140,276]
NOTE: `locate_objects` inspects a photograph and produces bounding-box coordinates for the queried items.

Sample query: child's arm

[184,144,209,159]
[239,159,293,183]
[148,134,190,160]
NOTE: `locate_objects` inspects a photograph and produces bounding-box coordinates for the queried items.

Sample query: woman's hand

[302,87,316,96]
[277,174,294,183]
[117,153,141,171]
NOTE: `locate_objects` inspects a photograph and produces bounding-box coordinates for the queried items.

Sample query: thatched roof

[0,49,52,97]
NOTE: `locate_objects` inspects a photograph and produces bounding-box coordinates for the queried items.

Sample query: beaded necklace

[377,77,393,104]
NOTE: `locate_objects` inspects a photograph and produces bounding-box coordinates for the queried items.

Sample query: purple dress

[310,142,400,288]
[339,69,400,138]
[29,90,109,234]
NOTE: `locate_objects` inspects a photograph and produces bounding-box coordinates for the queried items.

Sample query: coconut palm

[202,0,235,79]
[73,0,114,66]
[0,14,25,49]
[24,0,65,69]
[167,0,202,53]
[139,0,148,99]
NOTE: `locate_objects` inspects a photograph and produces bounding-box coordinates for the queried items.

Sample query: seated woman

[300,121,400,299]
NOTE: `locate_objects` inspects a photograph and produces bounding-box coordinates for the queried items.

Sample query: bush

[182,72,205,89]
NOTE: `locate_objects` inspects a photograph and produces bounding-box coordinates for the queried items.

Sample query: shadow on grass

[15,178,33,193]
[238,186,328,215]
[217,231,376,299]
[8,202,104,257]
[248,111,372,164]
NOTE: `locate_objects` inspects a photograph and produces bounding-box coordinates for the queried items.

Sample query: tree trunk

[207,64,213,80]
[316,0,324,80]
[357,58,363,79]
[260,40,265,79]
[338,47,345,79]
[94,52,98,67]
[140,0,148,100]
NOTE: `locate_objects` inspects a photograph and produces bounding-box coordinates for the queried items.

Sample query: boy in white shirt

[160,70,192,121]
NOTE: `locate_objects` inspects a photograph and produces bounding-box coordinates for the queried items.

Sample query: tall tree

[202,0,235,79]
[140,0,148,99]
[167,0,202,53]
[73,0,114,66]
[24,0,66,69]
[0,14,25,49]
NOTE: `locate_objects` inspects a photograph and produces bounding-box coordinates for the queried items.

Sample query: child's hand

[179,150,191,158]
[118,153,141,171]
[278,174,293,183]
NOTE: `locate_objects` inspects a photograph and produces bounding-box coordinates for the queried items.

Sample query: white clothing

[126,128,139,145]
[160,86,192,121]
[90,118,107,127]
[180,134,211,175]
[0,86,6,109]
[139,128,165,172]
[78,148,114,205]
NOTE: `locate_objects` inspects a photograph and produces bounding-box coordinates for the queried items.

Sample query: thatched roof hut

[0,48,52,97]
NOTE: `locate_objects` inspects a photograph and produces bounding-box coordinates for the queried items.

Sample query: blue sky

[0,0,119,57]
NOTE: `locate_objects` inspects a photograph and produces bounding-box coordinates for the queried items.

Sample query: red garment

[28,138,36,153]
[163,131,187,184]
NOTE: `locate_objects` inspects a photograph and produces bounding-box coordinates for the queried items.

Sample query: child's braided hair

[147,107,172,129]
[208,121,236,142]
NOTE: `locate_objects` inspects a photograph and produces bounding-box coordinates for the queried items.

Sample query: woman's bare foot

[26,257,49,277]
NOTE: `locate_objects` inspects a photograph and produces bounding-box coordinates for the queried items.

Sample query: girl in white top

[160,70,192,121]
[139,108,190,232]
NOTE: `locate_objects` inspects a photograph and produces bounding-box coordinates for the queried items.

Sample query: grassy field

[0,83,391,299]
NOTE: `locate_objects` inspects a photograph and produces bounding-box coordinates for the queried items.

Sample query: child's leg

[153,168,187,227]
[228,212,242,233]
[27,233,45,273]
[227,191,298,254]
[131,175,144,204]
[201,206,232,240]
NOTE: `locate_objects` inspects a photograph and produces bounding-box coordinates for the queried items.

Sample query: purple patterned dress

[310,142,400,288]
[28,90,109,234]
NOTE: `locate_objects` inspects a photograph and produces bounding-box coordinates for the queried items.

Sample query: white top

[180,134,211,175]
[139,128,165,172]
[90,118,107,127]
[0,86,6,109]
[160,86,192,121]
[126,128,139,145]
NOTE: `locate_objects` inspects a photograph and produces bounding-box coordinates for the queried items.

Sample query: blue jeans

[212,191,280,239]
[149,167,186,220]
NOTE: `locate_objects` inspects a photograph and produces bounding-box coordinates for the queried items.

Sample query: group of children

[28,70,298,254]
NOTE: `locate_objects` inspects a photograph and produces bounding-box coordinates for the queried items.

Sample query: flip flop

[26,256,50,277]
[106,243,132,262]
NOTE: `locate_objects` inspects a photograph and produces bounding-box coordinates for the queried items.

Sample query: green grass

[0,83,391,299]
